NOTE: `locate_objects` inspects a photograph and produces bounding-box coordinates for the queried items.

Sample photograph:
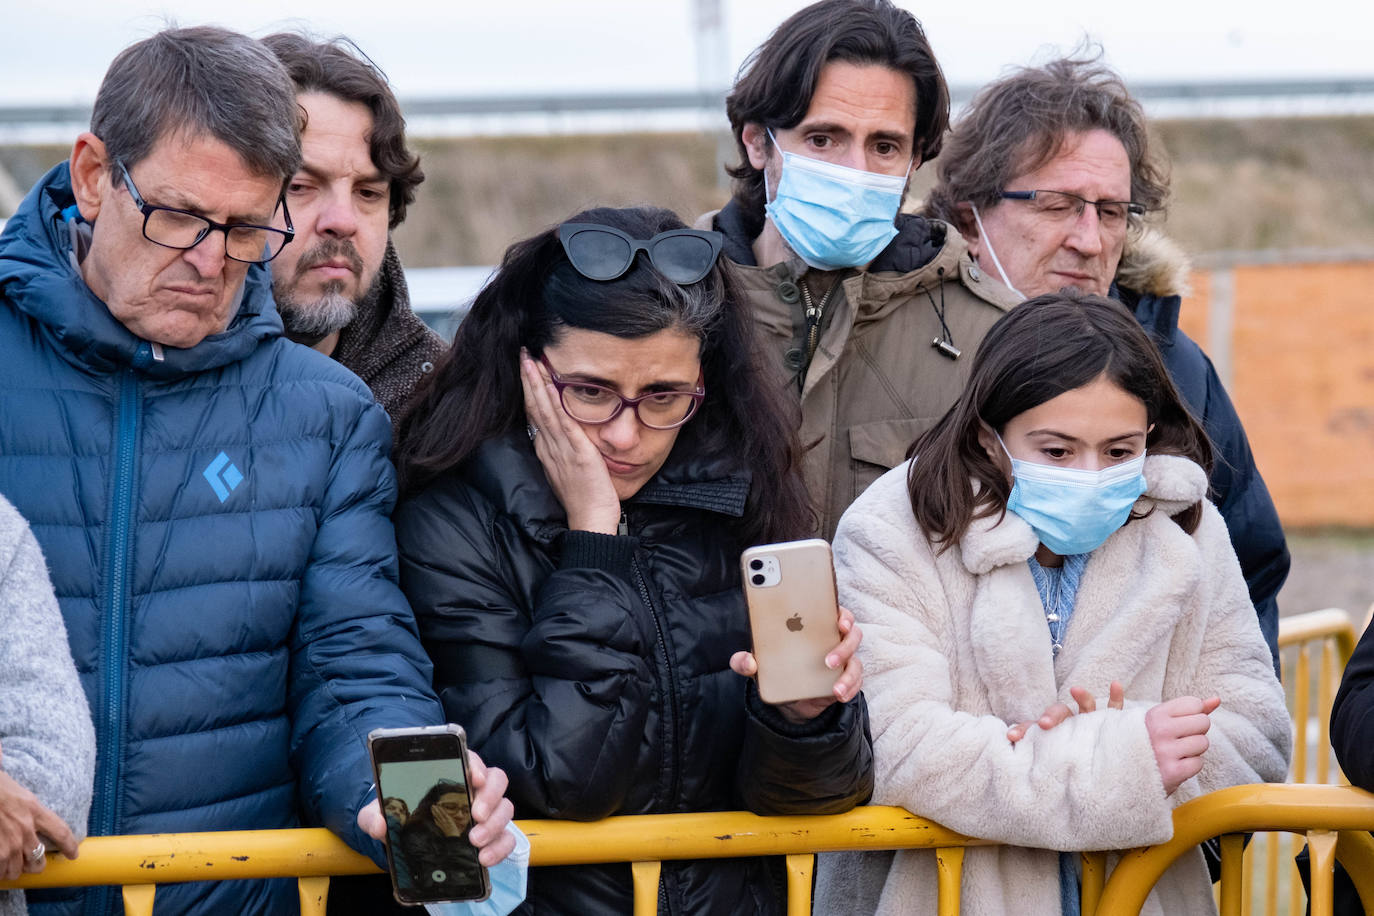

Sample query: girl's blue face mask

[997,434,1148,557]
[763,130,910,270]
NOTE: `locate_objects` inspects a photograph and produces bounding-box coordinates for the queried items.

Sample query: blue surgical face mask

[763,130,909,270]
[425,822,529,916]
[998,435,1147,556]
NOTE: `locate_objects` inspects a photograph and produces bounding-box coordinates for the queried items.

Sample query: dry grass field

[398,115,1374,266]
[8,115,1374,266]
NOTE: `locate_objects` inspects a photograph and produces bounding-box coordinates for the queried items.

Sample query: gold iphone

[740,538,840,705]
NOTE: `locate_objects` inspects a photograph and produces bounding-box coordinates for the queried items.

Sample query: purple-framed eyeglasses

[539,355,705,430]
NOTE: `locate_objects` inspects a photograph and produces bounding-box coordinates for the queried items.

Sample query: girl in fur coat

[815,291,1290,916]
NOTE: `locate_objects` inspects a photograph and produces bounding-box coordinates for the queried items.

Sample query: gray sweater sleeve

[0,496,96,848]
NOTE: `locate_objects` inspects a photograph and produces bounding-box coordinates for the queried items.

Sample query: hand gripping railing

[4,786,1374,916]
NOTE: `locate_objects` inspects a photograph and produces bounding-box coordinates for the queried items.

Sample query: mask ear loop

[763,128,782,202]
[970,202,1025,299]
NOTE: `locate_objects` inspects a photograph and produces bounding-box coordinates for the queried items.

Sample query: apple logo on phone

[786,614,804,632]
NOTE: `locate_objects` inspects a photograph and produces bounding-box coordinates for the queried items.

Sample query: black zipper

[631,555,681,808]
[799,277,839,366]
[626,512,682,916]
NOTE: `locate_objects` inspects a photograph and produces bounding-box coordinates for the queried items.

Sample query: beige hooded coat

[815,455,1291,916]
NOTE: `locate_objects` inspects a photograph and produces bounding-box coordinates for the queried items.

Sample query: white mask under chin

[969,203,1025,300]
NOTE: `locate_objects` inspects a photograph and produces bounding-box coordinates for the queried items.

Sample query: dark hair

[923,51,1169,232]
[261,32,424,229]
[407,780,465,829]
[92,26,301,182]
[906,290,1211,547]
[381,796,410,819]
[725,0,949,236]
[395,205,813,544]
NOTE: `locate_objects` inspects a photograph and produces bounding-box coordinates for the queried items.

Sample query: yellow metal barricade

[1243,608,1361,915]
[3,610,1364,916]
[1098,783,1374,916]
[2,807,1000,916]
[3,786,1373,915]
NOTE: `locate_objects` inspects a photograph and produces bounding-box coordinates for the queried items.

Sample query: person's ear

[954,202,980,253]
[70,133,110,223]
[976,421,1002,466]
[741,122,771,171]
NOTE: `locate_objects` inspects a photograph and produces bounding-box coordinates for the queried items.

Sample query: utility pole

[691,0,734,189]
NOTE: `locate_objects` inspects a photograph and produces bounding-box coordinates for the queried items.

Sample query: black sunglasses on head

[559,223,724,285]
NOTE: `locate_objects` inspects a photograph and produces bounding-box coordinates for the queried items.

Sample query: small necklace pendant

[1051,643,1062,658]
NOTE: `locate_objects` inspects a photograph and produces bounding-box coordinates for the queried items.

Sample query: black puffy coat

[1332,622,1374,791]
[395,430,873,914]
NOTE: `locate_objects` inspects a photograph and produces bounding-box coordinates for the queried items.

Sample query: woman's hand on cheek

[731,605,865,725]
[520,349,622,534]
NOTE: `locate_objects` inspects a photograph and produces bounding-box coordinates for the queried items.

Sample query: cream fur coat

[814,455,1291,916]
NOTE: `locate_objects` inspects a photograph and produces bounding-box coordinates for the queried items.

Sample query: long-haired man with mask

[699,0,1019,537]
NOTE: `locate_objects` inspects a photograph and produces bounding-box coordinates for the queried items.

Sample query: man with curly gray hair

[921,53,1288,675]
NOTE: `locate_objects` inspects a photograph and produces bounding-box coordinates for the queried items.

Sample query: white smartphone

[368,724,491,906]
[741,538,841,705]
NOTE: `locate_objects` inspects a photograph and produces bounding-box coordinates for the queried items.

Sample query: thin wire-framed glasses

[116,159,294,264]
[539,355,705,430]
[999,189,1145,230]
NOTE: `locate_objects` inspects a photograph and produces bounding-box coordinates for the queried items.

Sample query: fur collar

[1116,225,1192,298]
[960,454,1209,723]
[958,454,1208,576]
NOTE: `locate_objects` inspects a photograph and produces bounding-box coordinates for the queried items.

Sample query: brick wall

[1179,260,1374,528]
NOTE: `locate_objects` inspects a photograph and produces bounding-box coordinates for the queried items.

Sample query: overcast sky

[3,0,1371,105]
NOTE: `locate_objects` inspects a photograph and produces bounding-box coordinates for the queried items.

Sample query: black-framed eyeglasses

[116,159,294,264]
[999,189,1146,229]
[558,223,724,285]
[539,355,705,430]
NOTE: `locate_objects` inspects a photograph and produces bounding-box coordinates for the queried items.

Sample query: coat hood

[959,454,1209,576]
[1117,224,1192,299]
[0,162,282,380]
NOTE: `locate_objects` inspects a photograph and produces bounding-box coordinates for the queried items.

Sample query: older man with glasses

[0,27,515,916]
[921,53,1289,678]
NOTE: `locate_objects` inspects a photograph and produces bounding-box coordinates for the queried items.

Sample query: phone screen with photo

[370,727,490,904]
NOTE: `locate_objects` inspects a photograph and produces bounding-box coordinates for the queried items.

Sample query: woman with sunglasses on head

[393,206,872,915]
[814,291,1290,916]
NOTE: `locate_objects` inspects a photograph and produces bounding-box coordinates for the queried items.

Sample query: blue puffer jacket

[0,164,444,916]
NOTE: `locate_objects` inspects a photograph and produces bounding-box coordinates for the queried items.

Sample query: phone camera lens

[751,573,765,586]
[749,559,764,571]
